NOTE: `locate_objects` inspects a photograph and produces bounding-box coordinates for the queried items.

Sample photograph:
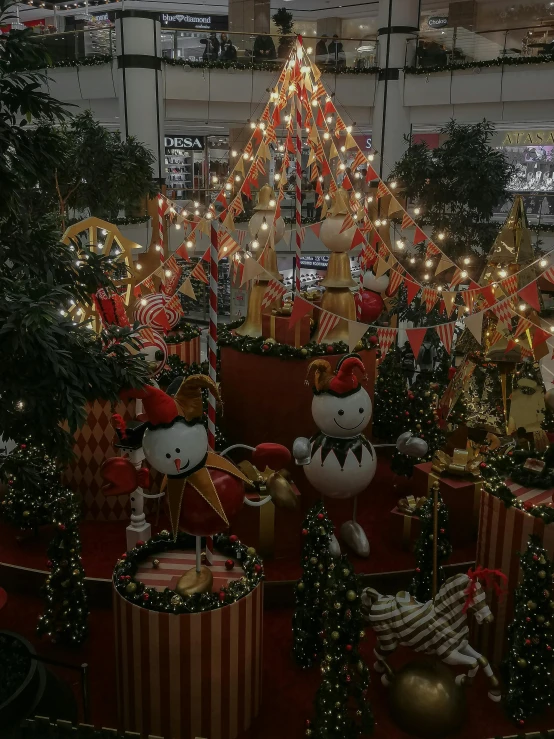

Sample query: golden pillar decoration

[318,188,357,343]
[236,185,285,337]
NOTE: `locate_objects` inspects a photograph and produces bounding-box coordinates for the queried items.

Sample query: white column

[115,10,165,186]
[125,448,151,550]
[372,0,419,179]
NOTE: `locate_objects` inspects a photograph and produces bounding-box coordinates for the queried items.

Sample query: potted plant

[272,8,295,59]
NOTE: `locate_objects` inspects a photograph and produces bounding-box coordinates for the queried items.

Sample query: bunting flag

[489,329,504,348]
[401,213,415,231]
[421,286,439,313]
[425,242,441,260]
[288,296,313,328]
[464,311,484,344]
[435,322,455,354]
[190,261,209,285]
[365,164,378,182]
[388,269,404,296]
[532,326,552,348]
[143,276,155,293]
[514,315,533,338]
[505,339,517,353]
[492,299,513,332]
[442,291,457,317]
[318,310,340,342]
[480,285,496,307]
[376,327,397,360]
[501,274,518,296]
[462,289,474,312]
[351,150,366,171]
[161,256,182,296]
[179,277,196,301]
[347,320,370,352]
[175,242,191,261]
[450,268,465,289]
[376,181,389,199]
[339,213,355,233]
[261,279,287,310]
[166,293,184,317]
[518,280,541,311]
[388,197,403,216]
[435,254,453,275]
[406,327,428,360]
[240,255,265,286]
[412,227,426,246]
[543,265,554,284]
[133,285,141,298]
[237,229,246,245]
[152,307,171,333]
[375,257,391,279]
[404,278,420,305]
[350,228,365,250]
[218,231,240,260]
[311,222,322,238]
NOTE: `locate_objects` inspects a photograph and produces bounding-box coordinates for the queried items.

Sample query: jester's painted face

[142,421,208,476]
[311,386,372,438]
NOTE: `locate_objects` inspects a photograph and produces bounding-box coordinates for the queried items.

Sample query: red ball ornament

[345,675,351,683]
[415,567,421,573]
[548,645,552,651]
[355,289,385,323]
[58,523,66,531]
[178,469,245,536]
[306,720,311,727]
[480,462,487,469]
[405,411,410,417]
[526,617,531,622]
[369,335,378,345]
[345,644,353,652]
[143,593,150,601]
[440,528,445,534]
[121,553,127,559]
[262,344,269,351]
[519,720,525,726]
[326,345,334,354]
[229,534,238,544]
[508,451,513,456]
[533,554,539,561]
[47,560,53,568]
[7,480,13,486]
[219,591,226,601]
[136,540,145,547]
[317,513,324,520]
[254,564,262,573]
[20,444,26,449]
[525,639,532,646]
[225,559,235,570]
[302,528,309,536]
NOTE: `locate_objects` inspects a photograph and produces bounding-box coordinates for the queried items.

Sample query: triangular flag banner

[318,310,340,342]
[501,274,518,296]
[404,278,420,305]
[492,299,513,332]
[532,326,552,348]
[518,280,541,312]
[505,339,517,353]
[425,242,441,260]
[175,242,191,261]
[413,227,426,245]
[375,257,390,280]
[152,307,171,333]
[421,286,438,313]
[179,277,196,301]
[190,261,209,285]
[350,229,365,250]
[311,222,322,238]
[480,285,496,307]
[406,327,427,360]
[376,327,397,360]
[450,268,464,289]
[347,320,369,352]
[543,266,554,284]
[435,255,453,276]
[240,255,265,286]
[289,296,313,328]
[339,213,355,233]
[514,316,533,339]
[435,322,455,354]
[261,279,287,310]
[388,197,403,216]
[443,291,456,317]
[376,181,389,199]
[401,213,415,230]
[388,269,404,296]
[465,311,484,344]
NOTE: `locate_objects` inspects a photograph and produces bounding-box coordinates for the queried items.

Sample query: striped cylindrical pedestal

[166,336,201,365]
[470,490,554,665]
[114,581,263,739]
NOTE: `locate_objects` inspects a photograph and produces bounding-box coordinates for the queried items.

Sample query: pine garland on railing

[405,53,554,75]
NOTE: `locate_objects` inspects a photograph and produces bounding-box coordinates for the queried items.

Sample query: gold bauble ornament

[314,582,320,588]
[246,547,256,557]
[22,510,30,518]
[359,630,365,639]
[528,600,537,610]
[342,568,350,577]
[346,590,357,601]
[517,658,527,668]
[387,660,466,739]
[159,529,170,537]
[297,582,305,591]
[538,570,546,579]
[310,557,318,565]
[152,559,160,569]
[319,527,326,535]
[540,555,546,564]
[72,569,80,576]
[537,615,545,624]
[126,582,137,594]
[171,594,182,606]
[331,631,340,640]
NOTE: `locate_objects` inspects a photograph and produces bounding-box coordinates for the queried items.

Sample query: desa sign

[164,136,205,151]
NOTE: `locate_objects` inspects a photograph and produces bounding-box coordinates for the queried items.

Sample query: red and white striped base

[166,336,201,365]
[135,550,243,592]
[505,479,554,509]
[114,572,263,739]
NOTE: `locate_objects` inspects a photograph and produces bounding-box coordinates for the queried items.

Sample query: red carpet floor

[1,592,553,739]
[0,454,475,583]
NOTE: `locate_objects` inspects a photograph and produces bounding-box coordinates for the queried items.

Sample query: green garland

[163,58,378,75]
[113,531,263,614]
[405,54,554,75]
[48,55,113,69]
[166,320,202,343]
[218,319,378,359]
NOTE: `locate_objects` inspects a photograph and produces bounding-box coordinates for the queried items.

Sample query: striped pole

[157,194,165,260]
[294,38,303,294]
[207,222,218,451]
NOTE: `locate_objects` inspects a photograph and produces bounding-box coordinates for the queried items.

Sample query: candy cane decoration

[157,194,165,261]
[294,38,303,293]
[208,222,218,451]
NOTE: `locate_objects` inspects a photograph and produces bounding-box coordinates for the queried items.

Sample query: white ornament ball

[319,215,357,253]
[396,431,428,458]
[363,272,390,293]
[133,293,181,330]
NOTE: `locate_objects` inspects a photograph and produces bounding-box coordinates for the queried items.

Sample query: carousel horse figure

[361,568,507,702]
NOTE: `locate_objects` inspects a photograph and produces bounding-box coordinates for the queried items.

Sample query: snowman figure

[293,354,425,557]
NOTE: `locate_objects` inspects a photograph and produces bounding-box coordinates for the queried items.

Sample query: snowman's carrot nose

[174,458,181,472]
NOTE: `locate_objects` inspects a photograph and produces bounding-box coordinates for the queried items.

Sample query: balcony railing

[409,23,554,70]
[30,25,115,65]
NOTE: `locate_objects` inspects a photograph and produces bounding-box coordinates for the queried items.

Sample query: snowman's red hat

[121,374,221,426]
[306,353,367,397]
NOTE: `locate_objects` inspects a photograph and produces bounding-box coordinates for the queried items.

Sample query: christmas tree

[391,374,444,477]
[372,348,408,442]
[37,494,88,645]
[293,502,334,668]
[409,484,452,603]
[504,534,554,726]
[307,555,373,738]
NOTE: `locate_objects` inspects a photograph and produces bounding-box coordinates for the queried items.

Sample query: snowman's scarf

[310,432,373,470]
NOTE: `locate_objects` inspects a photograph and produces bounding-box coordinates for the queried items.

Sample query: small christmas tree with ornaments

[409,483,452,603]
[504,534,554,726]
[307,555,374,738]
[372,349,408,442]
[293,502,334,668]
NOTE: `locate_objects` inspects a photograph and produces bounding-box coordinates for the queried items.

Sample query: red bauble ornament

[416,567,421,573]
[20,444,26,449]
[262,344,269,351]
[326,345,334,354]
[225,559,235,570]
[136,540,145,547]
[179,468,245,536]
[533,554,539,561]
[440,528,445,534]
[58,523,66,531]
[47,560,52,568]
[526,617,531,622]
[355,289,384,323]
[306,720,311,727]
[480,462,487,469]
[143,593,150,601]
[548,645,552,651]
[317,513,324,520]
[229,534,238,543]
[254,564,262,573]
[302,528,309,536]
[525,639,532,645]
[405,411,410,417]
[345,675,351,683]
[219,591,226,601]
[369,335,378,345]
[121,553,127,559]
[345,644,353,652]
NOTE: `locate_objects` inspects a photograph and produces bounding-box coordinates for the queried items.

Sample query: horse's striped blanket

[363,573,491,660]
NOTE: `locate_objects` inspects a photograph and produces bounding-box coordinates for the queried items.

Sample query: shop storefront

[160,13,229,61]
[165,134,230,203]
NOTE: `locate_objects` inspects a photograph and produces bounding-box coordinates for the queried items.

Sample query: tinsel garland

[218,319,378,359]
[163,58,378,75]
[48,55,113,69]
[112,531,263,614]
[405,54,554,75]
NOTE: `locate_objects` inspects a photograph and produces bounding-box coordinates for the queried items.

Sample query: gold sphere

[125,582,137,595]
[346,590,357,601]
[153,559,160,569]
[297,581,305,591]
[247,547,256,557]
[539,570,546,579]
[388,660,466,739]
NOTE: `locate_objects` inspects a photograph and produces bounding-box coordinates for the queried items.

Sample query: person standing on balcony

[315,34,329,65]
[253,34,276,63]
[221,36,237,61]
[328,34,345,69]
[201,32,220,61]
[304,182,315,219]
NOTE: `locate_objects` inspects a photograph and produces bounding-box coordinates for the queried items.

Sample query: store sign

[427,16,449,28]
[164,136,205,151]
[502,131,554,145]
[299,255,329,269]
[91,13,110,21]
[354,135,372,151]
[160,13,228,31]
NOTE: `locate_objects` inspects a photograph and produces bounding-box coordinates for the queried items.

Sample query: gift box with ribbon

[228,461,302,559]
[390,505,422,552]
[261,310,312,348]
[412,461,483,546]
